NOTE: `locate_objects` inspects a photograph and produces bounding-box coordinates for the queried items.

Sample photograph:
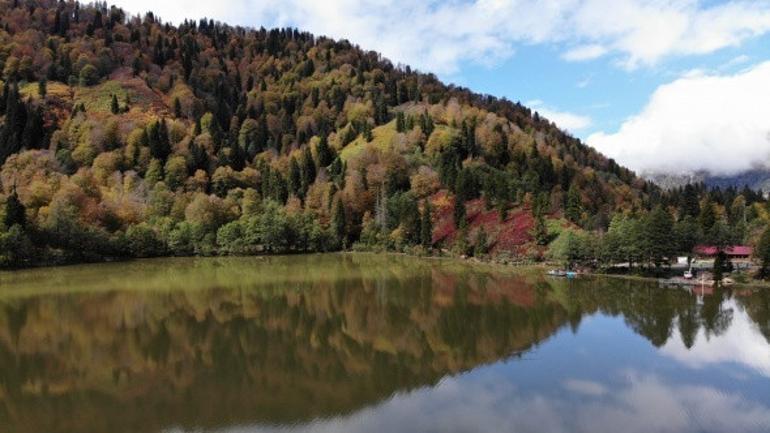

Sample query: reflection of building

[694,245,753,260]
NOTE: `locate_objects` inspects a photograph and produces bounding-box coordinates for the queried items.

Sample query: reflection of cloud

[564,379,608,396]
[661,300,770,377]
[211,369,770,433]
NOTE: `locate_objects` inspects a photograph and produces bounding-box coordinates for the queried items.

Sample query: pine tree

[565,184,583,224]
[21,105,44,149]
[3,187,26,228]
[301,146,316,194]
[454,194,466,229]
[38,79,47,98]
[756,227,770,280]
[699,197,716,234]
[533,203,549,246]
[474,227,489,257]
[288,156,302,198]
[331,196,346,248]
[396,111,406,133]
[173,97,182,118]
[713,251,725,283]
[147,119,171,161]
[643,206,674,268]
[0,84,26,164]
[421,199,433,249]
[681,184,700,218]
[315,134,333,167]
[110,94,119,114]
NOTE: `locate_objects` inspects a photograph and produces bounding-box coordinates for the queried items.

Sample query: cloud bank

[528,100,593,132]
[587,61,770,176]
[111,0,770,74]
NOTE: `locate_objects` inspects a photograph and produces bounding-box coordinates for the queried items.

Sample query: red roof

[694,245,753,256]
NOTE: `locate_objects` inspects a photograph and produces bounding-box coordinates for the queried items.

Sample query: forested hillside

[0,0,767,270]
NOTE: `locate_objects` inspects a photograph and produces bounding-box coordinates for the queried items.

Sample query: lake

[0,253,769,433]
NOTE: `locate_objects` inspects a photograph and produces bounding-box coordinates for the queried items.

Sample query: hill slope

[0,0,655,266]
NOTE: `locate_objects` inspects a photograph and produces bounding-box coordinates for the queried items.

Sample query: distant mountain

[646,169,770,193]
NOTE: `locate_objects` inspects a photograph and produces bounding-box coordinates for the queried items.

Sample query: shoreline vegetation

[4,248,770,292]
[0,1,768,285]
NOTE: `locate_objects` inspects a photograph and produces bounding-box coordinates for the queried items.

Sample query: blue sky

[113,0,770,175]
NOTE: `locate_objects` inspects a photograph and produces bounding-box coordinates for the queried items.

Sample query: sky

[110,0,770,176]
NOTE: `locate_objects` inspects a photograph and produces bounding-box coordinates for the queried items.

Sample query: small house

[693,245,753,260]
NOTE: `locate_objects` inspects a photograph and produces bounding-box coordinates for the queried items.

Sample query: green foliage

[316,134,334,168]
[110,94,119,114]
[565,184,583,224]
[453,194,466,229]
[549,228,594,268]
[78,64,99,86]
[126,223,165,257]
[331,196,347,248]
[420,199,433,249]
[756,227,770,280]
[0,224,35,267]
[3,189,26,228]
[642,206,675,268]
[474,227,489,257]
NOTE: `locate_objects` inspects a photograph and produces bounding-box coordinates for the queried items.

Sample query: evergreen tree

[474,227,489,257]
[288,156,302,197]
[300,146,316,194]
[21,104,44,149]
[173,97,182,118]
[533,201,550,246]
[756,227,770,280]
[402,195,420,244]
[713,251,726,283]
[316,134,333,167]
[565,184,583,224]
[331,196,346,248]
[147,119,171,161]
[3,187,26,228]
[699,198,716,234]
[110,94,119,114]
[420,199,433,248]
[681,184,700,218]
[0,84,26,164]
[643,206,674,268]
[454,194,466,229]
[396,111,406,133]
[38,79,47,98]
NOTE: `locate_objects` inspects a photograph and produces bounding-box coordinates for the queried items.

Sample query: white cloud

[587,61,770,175]
[563,44,608,61]
[209,371,770,433]
[110,1,770,75]
[537,108,593,132]
[527,100,592,132]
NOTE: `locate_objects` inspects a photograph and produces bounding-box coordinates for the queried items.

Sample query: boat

[547,269,568,277]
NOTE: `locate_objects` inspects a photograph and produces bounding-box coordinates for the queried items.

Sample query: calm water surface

[0,254,769,433]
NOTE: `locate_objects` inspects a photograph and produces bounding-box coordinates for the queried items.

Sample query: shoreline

[3,249,769,290]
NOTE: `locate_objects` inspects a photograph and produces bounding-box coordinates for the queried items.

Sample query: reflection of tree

[700,287,734,339]
[0,259,567,433]
[736,288,770,344]
[677,303,700,349]
[0,256,763,433]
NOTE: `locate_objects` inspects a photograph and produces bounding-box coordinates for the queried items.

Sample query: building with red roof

[694,245,753,259]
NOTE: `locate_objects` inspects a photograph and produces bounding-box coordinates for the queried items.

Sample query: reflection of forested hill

[1,255,768,433]
[0,255,567,433]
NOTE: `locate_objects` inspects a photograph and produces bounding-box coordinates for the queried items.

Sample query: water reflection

[0,254,768,433]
